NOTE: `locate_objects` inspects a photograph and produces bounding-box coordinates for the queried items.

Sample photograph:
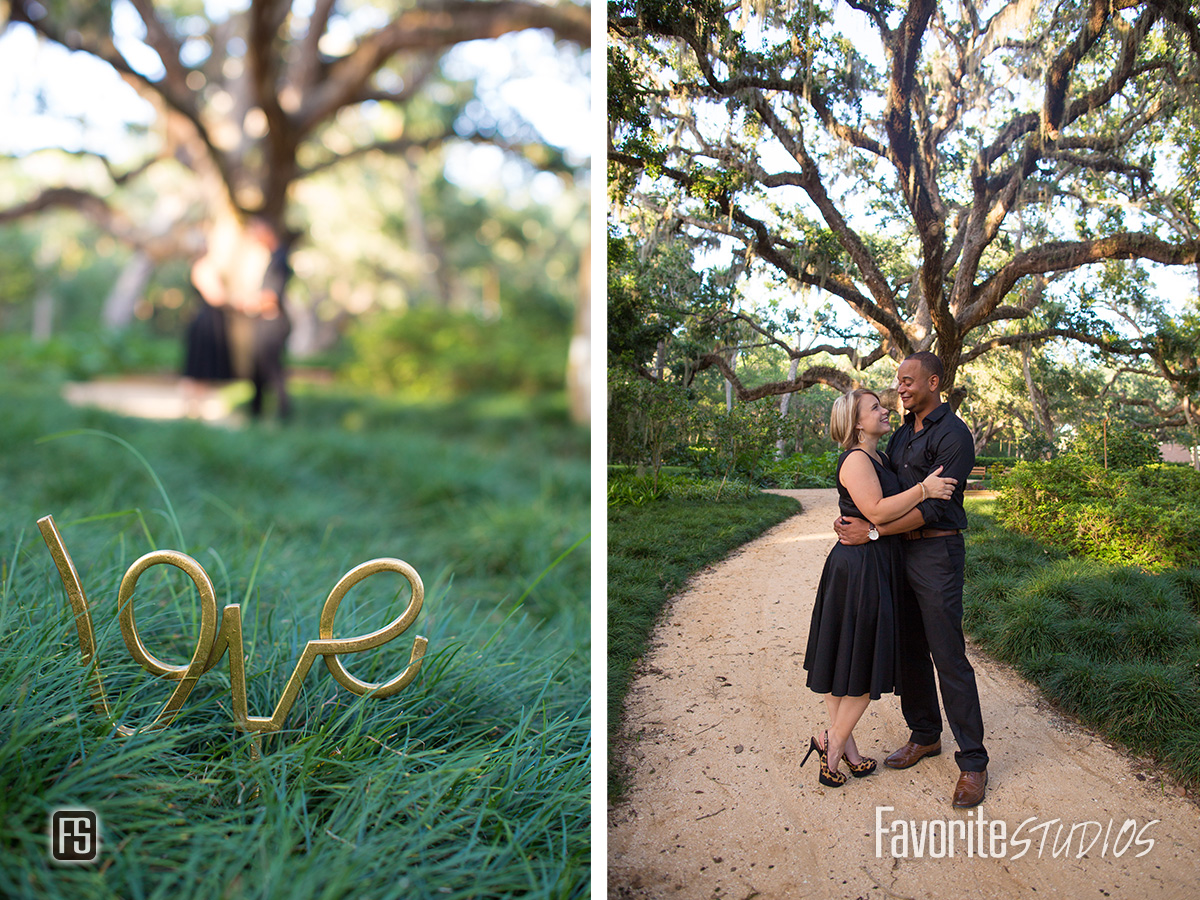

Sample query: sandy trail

[608,489,1200,899]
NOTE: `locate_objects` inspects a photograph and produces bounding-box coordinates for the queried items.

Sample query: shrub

[965,498,1200,789]
[607,472,666,507]
[607,472,761,506]
[1070,420,1162,468]
[698,402,785,485]
[0,330,180,382]
[761,450,839,488]
[664,475,760,501]
[344,305,569,398]
[995,456,1200,571]
[607,377,694,481]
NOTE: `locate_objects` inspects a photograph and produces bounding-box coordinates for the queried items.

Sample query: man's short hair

[906,351,944,385]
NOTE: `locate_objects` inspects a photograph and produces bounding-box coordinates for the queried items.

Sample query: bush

[964,499,1200,788]
[994,456,1200,570]
[607,377,693,477]
[0,330,180,382]
[663,475,760,501]
[344,304,569,399]
[761,450,839,488]
[699,402,785,485]
[607,472,666,506]
[607,472,761,506]
[1070,420,1162,468]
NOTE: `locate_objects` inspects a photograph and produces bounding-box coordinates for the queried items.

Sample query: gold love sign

[37,515,428,736]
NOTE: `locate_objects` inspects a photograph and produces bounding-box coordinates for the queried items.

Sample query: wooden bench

[968,466,986,481]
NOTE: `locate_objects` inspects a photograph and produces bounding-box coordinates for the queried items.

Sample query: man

[834,351,988,807]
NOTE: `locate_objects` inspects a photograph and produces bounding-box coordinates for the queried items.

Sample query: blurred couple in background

[181,216,294,421]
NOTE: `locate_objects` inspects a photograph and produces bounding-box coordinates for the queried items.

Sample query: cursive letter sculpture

[37,515,428,736]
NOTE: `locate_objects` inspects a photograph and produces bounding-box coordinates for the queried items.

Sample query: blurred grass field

[0,378,590,899]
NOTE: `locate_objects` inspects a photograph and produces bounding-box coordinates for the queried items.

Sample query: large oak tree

[1,0,590,414]
[609,0,1200,404]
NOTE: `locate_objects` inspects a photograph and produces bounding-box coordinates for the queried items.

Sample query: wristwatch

[868,524,879,541]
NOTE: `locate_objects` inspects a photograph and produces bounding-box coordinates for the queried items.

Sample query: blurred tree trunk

[31,288,54,341]
[102,250,155,330]
[566,243,589,424]
[398,157,452,308]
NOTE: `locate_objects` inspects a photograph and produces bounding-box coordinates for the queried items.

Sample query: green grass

[607,492,801,799]
[0,379,589,899]
[964,497,1200,789]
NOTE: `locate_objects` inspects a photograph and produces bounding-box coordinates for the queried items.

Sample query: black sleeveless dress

[803,448,904,699]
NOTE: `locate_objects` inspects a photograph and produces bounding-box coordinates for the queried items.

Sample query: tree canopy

[609,0,1200,404]
[4,0,587,227]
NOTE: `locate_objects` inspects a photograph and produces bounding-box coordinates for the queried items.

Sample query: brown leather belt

[902,528,961,541]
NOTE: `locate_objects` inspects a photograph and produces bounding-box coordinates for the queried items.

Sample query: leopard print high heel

[800,735,825,769]
[845,756,877,777]
[819,730,847,787]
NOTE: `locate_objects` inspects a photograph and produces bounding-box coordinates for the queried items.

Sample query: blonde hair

[829,389,881,449]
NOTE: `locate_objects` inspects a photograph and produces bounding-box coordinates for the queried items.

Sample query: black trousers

[250,313,291,419]
[897,534,988,772]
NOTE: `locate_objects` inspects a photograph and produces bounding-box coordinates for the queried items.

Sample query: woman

[800,389,956,787]
[180,250,233,418]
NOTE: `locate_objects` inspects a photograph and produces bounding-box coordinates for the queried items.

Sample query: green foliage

[610,0,1200,450]
[0,226,38,313]
[995,457,1200,570]
[761,450,839,488]
[606,231,671,371]
[1017,431,1058,462]
[343,304,569,400]
[701,401,784,485]
[606,376,693,481]
[606,231,733,378]
[964,499,1200,788]
[973,455,1017,470]
[607,471,761,506]
[607,471,667,507]
[776,384,842,456]
[0,330,180,382]
[607,492,800,798]
[0,379,588,898]
[1070,420,1162,468]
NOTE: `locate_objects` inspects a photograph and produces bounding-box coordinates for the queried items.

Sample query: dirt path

[608,489,1200,899]
[63,376,241,424]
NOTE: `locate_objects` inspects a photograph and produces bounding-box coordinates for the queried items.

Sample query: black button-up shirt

[885,401,974,531]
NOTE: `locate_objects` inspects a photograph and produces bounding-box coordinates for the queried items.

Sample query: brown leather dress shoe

[884,740,942,769]
[952,770,988,808]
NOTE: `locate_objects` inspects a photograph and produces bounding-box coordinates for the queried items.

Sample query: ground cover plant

[0,380,589,899]
[606,469,762,506]
[607,491,800,797]
[963,497,1200,789]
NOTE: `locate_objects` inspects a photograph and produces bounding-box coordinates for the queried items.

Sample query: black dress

[803,448,904,700]
[182,295,233,381]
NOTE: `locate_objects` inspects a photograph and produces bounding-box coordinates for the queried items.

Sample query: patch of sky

[0,22,154,157]
[439,32,590,202]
